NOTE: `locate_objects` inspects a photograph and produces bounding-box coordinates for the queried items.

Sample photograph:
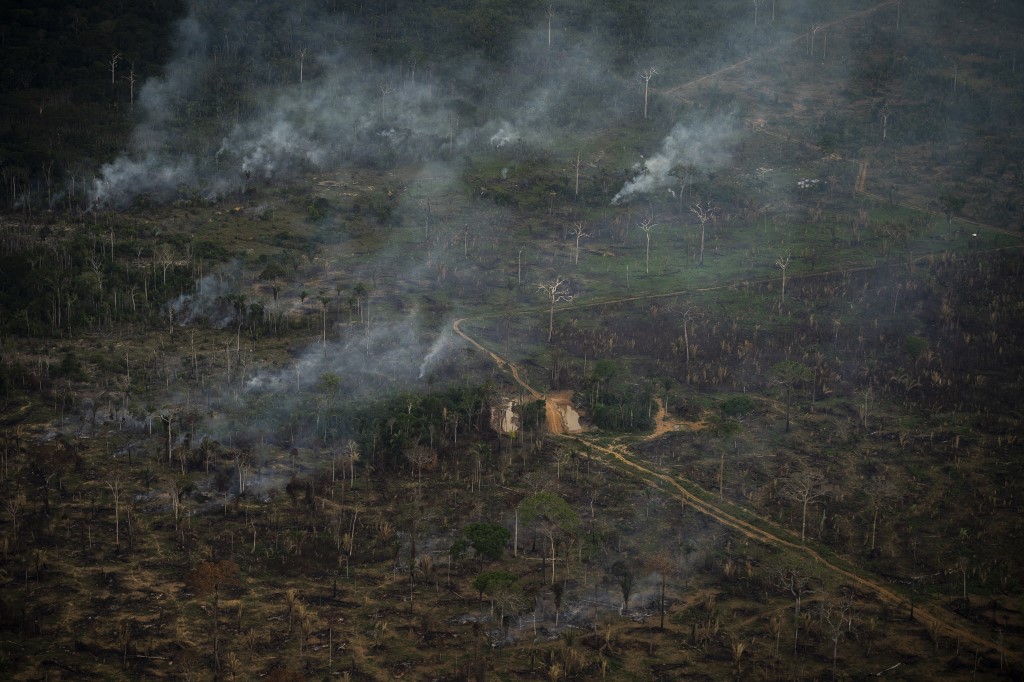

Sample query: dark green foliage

[335,384,494,473]
[466,159,573,211]
[518,400,547,434]
[462,522,511,561]
[609,559,636,611]
[771,360,813,386]
[307,197,331,222]
[706,415,741,439]
[518,491,579,534]
[938,190,967,223]
[0,224,215,336]
[56,351,85,381]
[720,395,755,417]
[192,240,230,262]
[472,570,517,600]
[588,391,655,432]
[579,360,655,432]
[258,262,289,281]
[904,335,929,360]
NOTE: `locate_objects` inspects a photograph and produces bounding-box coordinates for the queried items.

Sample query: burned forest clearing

[1,0,1023,680]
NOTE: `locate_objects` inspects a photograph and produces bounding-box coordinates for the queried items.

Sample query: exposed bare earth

[446,2,1024,663]
[452,277,1020,669]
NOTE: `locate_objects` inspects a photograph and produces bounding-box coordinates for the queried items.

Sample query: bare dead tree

[298,47,308,84]
[447,111,459,157]
[775,563,816,655]
[570,222,590,265]
[573,151,582,198]
[343,439,360,485]
[639,67,657,119]
[680,305,696,367]
[380,81,395,122]
[154,243,175,285]
[646,552,674,629]
[638,217,656,273]
[775,252,792,305]
[5,491,25,537]
[317,291,330,347]
[810,25,825,59]
[818,595,854,676]
[690,200,717,266]
[856,385,872,428]
[186,560,240,667]
[420,199,431,239]
[169,480,182,528]
[108,477,121,549]
[547,5,555,49]
[784,467,829,543]
[864,472,900,553]
[123,63,137,106]
[538,277,574,342]
[108,52,121,84]
[405,445,437,493]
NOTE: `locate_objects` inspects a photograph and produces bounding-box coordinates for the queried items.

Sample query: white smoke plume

[243,317,454,400]
[611,115,739,205]
[489,121,520,148]
[419,331,455,379]
[85,1,635,208]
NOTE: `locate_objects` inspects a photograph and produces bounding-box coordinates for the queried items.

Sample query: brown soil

[648,397,705,439]
[453,294,1020,670]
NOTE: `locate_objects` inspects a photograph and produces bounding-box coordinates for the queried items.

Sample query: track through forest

[450,0,1023,664]
[451,263,1020,666]
[658,0,898,100]
[454,236,1022,666]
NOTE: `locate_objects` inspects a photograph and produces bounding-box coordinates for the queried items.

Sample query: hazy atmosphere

[2,0,1023,679]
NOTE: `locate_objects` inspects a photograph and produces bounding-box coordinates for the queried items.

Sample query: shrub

[720,395,755,416]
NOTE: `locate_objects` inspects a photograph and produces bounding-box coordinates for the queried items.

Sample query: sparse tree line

[0,217,235,338]
[1,274,1019,679]
[1,402,1017,679]
[547,250,1024,417]
[522,250,1024,614]
[8,0,998,216]
[0,373,671,678]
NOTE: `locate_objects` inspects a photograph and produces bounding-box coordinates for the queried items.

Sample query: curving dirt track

[448,0,1023,659]
[659,0,898,100]
[451,270,1021,668]
[649,396,704,438]
[660,0,1018,238]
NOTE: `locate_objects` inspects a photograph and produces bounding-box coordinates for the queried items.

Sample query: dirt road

[659,0,898,100]
[451,276,1020,668]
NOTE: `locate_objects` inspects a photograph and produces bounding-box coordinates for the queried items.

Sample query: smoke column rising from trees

[87,1,639,208]
[612,115,740,204]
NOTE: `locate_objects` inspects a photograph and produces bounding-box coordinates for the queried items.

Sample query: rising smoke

[611,114,740,205]
[96,0,759,446]
[87,1,632,208]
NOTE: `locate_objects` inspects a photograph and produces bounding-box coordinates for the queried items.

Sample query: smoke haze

[611,115,741,204]
[87,1,641,207]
